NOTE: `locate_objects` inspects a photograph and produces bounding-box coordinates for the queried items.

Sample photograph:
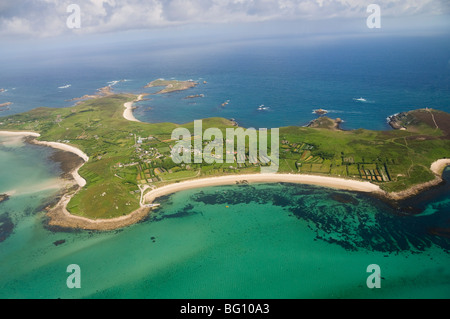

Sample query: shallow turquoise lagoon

[0,137,449,299]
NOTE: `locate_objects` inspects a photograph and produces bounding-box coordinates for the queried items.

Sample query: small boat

[58,84,71,89]
[354,97,367,102]
[257,104,269,111]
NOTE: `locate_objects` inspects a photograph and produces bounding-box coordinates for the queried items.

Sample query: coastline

[123,94,144,122]
[143,173,383,204]
[0,130,90,225]
[1,135,449,231]
[28,140,89,187]
[41,173,385,231]
[0,131,89,188]
[386,159,450,201]
[44,161,450,230]
[0,131,40,137]
[431,159,450,175]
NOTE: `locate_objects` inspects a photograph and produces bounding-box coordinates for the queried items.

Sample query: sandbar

[0,131,40,137]
[0,131,88,187]
[123,95,144,122]
[33,141,88,187]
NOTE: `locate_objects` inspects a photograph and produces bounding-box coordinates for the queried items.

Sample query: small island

[144,79,198,94]
[313,109,328,116]
[184,94,204,99]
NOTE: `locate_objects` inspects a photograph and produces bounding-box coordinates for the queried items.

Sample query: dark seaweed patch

[153,195,174,207]
[331,193,358,205]
[289,195,450,252]
[49,150,84,180]
[189,183,450,253]
[271,194,291,207]
[192,185,288,206]
[53,239,66,246]
[150,204,201,222]
[0,213,14,243]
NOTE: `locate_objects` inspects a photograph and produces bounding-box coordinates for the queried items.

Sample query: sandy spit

[0,131,40,137]
[123,95,143,122]
[0,130,88,195]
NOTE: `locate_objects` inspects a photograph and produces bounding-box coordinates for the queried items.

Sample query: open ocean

[1,34,450,129]
[0,33,449,298]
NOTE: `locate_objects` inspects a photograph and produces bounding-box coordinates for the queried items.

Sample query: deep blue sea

[1,34,449,130]
[0,33,449,299]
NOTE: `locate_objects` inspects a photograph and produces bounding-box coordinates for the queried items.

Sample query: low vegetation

[1,94,449,219]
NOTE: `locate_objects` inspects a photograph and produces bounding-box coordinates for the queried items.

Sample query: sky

[0,0,449,41]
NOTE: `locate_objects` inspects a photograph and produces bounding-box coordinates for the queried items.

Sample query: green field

[1,93,449,219]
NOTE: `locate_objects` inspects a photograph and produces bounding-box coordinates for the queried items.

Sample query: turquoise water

[1,136,449,298]
[1,34,450,299]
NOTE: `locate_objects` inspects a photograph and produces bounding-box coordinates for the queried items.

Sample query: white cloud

[0,0,448,38]
[1,17,34,36]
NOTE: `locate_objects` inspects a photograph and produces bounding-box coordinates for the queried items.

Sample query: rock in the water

[0,194,10,203]
[53,239,66,246]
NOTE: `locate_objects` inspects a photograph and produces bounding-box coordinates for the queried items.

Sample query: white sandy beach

[123,95,143,122]
[0,131,40,137]
[45,172,384,231]
[2,130,449,230]
[10,179,62,196]
[34,141,89,162]
[144,173,384,205]
[32,140,89,187]
[0,135,29,147]
[0,131,39,147]
[430,159,450,175]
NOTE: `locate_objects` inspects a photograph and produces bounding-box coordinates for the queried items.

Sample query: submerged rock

[53,239,66,246]
[0,194,10,203]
